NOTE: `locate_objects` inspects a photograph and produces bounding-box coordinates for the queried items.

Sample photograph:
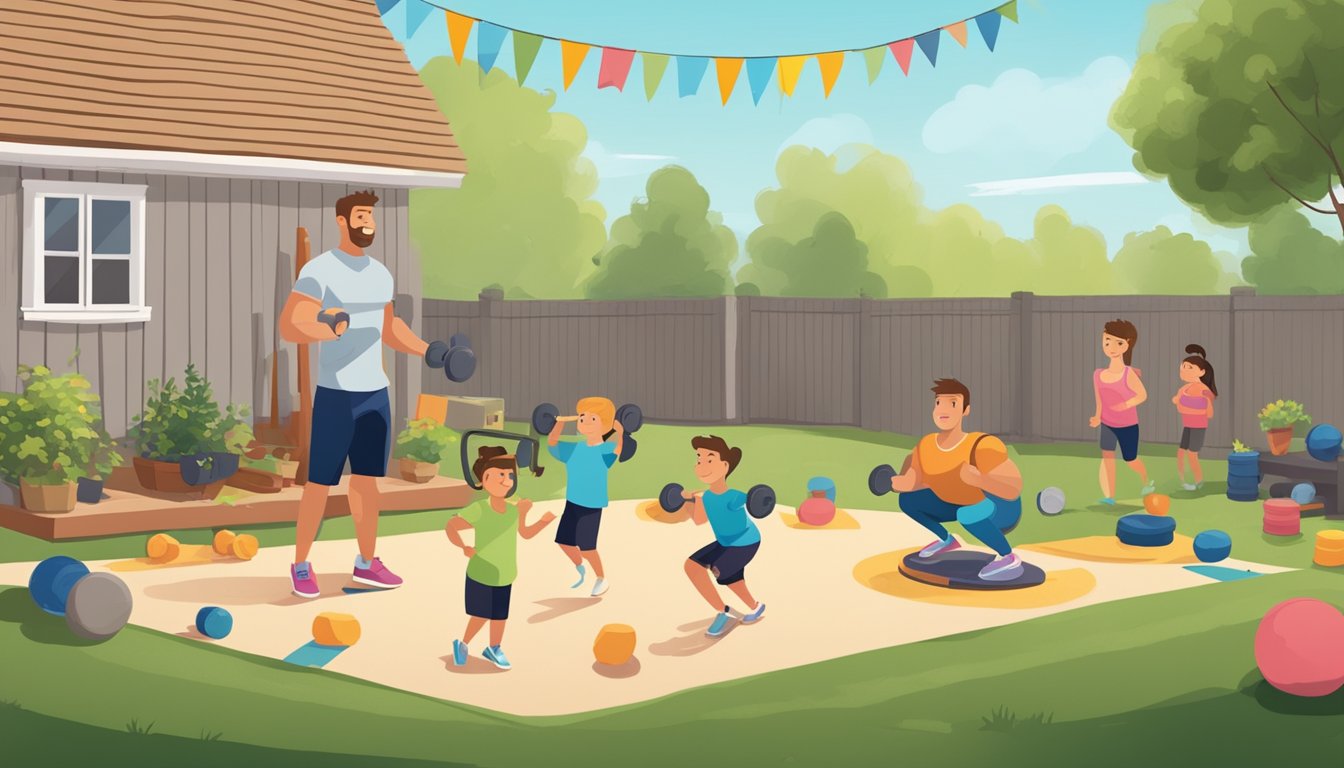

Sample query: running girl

[1089,319,1155,504]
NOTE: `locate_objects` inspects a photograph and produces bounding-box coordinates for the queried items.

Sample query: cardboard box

[444,396,505,431]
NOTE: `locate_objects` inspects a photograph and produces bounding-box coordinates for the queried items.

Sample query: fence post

[1227,286,1254,449]
[855,295,871,429]
[723,295,738,423]
[479,289,501,403]
[1013,291,1034,441]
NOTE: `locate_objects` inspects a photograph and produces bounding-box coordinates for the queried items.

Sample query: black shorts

[1180,427,1206,452]
[1099,423,1140,462]
[308,387,391,486]
[555,501,603,551]
[689,541,760,585]
[464,577,512,621]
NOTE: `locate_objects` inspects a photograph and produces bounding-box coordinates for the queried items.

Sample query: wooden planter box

[132,457,224,500]
[19,479,77,513]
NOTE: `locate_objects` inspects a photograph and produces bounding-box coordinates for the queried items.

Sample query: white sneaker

[590,578,609,597]
[1181,482,1199,492]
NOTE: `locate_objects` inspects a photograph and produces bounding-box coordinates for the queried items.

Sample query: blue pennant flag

[374,0,402,15]
[477,22,508,74]
[915,29,941,66]
[405,0,432,38]
[677,56,710,97]
[975,11,1002,52]
[746,58,777,105]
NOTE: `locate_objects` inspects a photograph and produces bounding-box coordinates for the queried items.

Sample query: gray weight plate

[616,403,644,433]
[746,484,776,519]
[65,572,133,641]
[532,403,559,434]
[659,483,685,512]
[868,464,896,496]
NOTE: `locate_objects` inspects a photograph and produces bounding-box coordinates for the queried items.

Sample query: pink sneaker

[291,562,319,599]
[918,536,962,559]
[353,557,403,589]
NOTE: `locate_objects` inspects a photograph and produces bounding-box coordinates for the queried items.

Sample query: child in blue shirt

[547,396,624,597]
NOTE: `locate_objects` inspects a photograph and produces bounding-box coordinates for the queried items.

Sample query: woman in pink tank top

[1172,344,1217,491]
[1089,319,1154,504]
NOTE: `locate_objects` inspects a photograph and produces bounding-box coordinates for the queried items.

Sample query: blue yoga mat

[1183,565,1263,582]
[283,641,350,668]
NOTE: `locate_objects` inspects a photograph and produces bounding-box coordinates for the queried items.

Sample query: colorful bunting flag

[975,11,1002,51]
[561,41,591,90]
[745,57,776,104]
[915,29,941,66]
[514,32,543,85]
[778,55,805,96]
[715,58,744,104]
[944,20,968,47]
[816,52,844,98]
[643,53,670,100]
[677,56,709,97]
[862,46,886,84]
[889,39,914,76]
[476,21,507,74]
[374,0,401,15]
[599,47,637,91]
[999,0,1018,23]
[405,0,432,38]
[445,11,474,65]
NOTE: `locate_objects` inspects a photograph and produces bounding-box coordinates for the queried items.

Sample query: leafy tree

[411,59,607,299]
[738,212,886,298]
[1111,0,1344,235]
[1243,208,1344,294]
[1112,226,1224,294]
[584,166,737,299]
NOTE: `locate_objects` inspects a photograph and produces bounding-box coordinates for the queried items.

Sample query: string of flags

[375,0,1020,104]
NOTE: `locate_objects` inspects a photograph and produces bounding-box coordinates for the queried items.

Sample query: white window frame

[20,179,151,324]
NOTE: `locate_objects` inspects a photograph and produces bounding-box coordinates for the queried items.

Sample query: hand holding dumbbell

[425,332,476,383]
[317,307,350,338]
[658,482,776,519]
[531,401,643,462]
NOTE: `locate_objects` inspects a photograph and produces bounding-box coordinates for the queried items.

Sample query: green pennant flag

[642,52,670,100]
[862,46,886,84]
[998,0,1018,23]
[514,32,543,86]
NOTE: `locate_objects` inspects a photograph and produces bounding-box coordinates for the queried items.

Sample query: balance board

[898,551,1046,590]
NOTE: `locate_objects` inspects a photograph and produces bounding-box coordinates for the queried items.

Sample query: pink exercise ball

[1254,598,1344,697]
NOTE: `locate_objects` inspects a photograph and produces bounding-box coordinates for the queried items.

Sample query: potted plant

[394,418,456,483]
[0,366,106,513]
[131,363,241,491]
[78,430,123,504]
[1258,400,1311,456]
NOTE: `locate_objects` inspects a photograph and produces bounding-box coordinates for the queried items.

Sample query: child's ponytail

[1183,344,1218,397]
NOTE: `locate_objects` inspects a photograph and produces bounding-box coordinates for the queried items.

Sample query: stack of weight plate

[1116,514,1177,547]
[1262,498,1301,536]
[1314,530,1344,567]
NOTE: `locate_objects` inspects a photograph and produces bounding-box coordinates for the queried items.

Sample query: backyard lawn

[2,423,1341,765]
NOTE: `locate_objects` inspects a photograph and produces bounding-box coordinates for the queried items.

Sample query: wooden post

[294,227,312,485]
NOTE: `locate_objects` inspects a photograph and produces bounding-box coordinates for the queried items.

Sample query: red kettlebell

[797,490,836,527]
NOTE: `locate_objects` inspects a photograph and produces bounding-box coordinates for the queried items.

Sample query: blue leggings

[898,488,1021,556]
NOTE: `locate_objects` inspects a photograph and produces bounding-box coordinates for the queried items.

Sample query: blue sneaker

[570,564,587,589]
[1098,497,1116,506]
[483,645,512,670]
[706,611,733,638]
[451,639,467,667]
[741,603,766,624]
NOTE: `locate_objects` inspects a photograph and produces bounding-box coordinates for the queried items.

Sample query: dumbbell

[658,482,776,519]
[425,332,476,383]
[317,307,350,337]
[868,464,897,496]
[532,401,643,462]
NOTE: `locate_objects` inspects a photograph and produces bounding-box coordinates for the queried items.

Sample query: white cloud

[923,57,1132,162]
[583,141,677,178]
[777,114,874,157]
[967,171,1152,197]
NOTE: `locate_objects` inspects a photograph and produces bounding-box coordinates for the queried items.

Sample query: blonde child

[547,396,624,597]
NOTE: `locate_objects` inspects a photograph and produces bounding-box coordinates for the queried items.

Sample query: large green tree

[1244,208,1344,294]
[411,59,607,299]
[1112,0,1344,235]
[584,166,737,299]
[738,212,887,298]
[1112,226,1224,294]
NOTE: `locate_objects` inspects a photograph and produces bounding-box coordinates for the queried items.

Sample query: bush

[394,418,456,464]
[1258,400,1311,432]
[0,365,112,485]
[132,364,245,461]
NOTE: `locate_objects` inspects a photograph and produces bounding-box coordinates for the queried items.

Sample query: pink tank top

[1095,367,1139,428]
[1180,389,1211,429]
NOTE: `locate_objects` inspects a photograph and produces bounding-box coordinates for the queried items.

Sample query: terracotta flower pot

[133,456,193,493]
[399,458,438,484]
[19,479,77,513]
[1266,428,1294,456]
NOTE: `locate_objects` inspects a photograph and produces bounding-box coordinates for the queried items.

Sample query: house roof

[0,0,466,185]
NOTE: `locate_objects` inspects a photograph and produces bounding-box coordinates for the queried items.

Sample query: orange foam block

[312,612,361,647]
[593,623,637,666]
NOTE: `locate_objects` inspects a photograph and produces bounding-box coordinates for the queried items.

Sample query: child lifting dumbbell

[444,445,557,671]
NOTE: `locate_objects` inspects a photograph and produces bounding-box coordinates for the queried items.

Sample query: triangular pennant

[915,29,941,66]
[513,32,543,85]
[745,57,776,104]
[862,46,885,84]
[888,39,914,75]
[778,55,805,96]
[599,47,637,91]
[561,41,591,90]
[816,52,844,98]
[374,0,401,15]
[715,58,744,105]
[944,20,968,47]
[677,56,710,97]
[975,11,1003,51]
[476,22,508,74]
[998,0,1018,23]
[405,0,431,38]
[642,53,670,100]
[445,11,474,65]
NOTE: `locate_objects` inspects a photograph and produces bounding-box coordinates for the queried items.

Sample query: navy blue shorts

[555,501,603,551]
[464,577,511,621]
[308,387,391,486]
[689,541,759,585]
[1100,423,1141,462]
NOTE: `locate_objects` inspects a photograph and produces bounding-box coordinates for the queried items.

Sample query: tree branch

[1311,87,1344,190]
[1268,82,1339,167]
[1264,168,1334,214]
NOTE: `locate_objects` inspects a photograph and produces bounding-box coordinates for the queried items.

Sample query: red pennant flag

[889,39,914,75]
[598,47,636,90]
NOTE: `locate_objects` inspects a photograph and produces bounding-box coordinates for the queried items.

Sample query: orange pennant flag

[945,20,969,47]
[561,40,591,90]
[778,55,805,96]
[445,11,474,65]
[816,52,844,98]
[715,58,744,105]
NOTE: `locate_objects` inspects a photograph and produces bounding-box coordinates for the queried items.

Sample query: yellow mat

[635,500,688,524]
[1021,535,1197,565]
[107,544,223,572]
[779,508,861,530]
[853,548,1096,609]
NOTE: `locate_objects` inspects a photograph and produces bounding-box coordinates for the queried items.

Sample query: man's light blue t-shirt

[293,248,394,392]
[702,489,760,547]
[548,439,617,509]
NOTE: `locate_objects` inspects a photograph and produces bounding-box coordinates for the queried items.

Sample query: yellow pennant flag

[945,20,969,47]
[561,40,591,90]
[445,11,474,65]
[778,55,805,96]
[816,52,844,98]
[716,58,744,105]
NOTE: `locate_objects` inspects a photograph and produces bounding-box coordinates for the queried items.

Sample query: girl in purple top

[1089,319,1154,504]
[1172,344,1217,491]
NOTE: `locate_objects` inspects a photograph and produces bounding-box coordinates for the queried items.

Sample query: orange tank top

[915,432,1009,506]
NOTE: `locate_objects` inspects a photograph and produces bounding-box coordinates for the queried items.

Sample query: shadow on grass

[0,587,105,648]
[1238,669,1344,716]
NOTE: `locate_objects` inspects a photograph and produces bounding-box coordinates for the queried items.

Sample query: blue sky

[381,0,1250,263]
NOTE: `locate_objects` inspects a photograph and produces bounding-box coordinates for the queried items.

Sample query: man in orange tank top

[886,379,1026,581]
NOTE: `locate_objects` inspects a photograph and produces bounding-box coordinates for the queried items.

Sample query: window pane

[91,199,131,255]
[44,255,81,304]
[43,197,80,252]
[90,259,131,305]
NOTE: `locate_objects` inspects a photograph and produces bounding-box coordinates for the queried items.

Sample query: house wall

[0,164,422,440]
